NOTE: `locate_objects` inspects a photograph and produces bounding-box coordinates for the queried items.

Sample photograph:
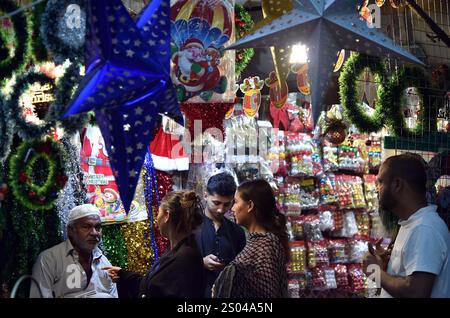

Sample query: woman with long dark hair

[213,179,290,298]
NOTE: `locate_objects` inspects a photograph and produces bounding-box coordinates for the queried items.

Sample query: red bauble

[28,191,37,199]
[365,140,372,146]
[19,172,29,183]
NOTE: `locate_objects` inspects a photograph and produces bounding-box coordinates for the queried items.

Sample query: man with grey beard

[30,204,117,298]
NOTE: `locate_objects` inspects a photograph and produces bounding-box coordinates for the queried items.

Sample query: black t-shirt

[195,215,246,297]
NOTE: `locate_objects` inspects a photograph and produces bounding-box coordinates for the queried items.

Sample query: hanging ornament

[228,0,424,126]
[333,50,346,73]
[291,64,310,96]
[240,76,264,118]
[323,105,348,145]
[265,71,289,108]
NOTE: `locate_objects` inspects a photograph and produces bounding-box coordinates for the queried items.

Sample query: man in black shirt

[195,172,246,297]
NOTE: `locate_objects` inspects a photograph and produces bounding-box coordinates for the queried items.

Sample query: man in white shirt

[30,204,117,298]
[363,153,450,298]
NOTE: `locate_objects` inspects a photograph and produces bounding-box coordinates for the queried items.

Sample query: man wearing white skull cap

[30,204,117,298]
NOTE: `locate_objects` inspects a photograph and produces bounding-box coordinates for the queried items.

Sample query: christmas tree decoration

[63,0,182,212]
[235,4,255,78]
[228,0,424,126]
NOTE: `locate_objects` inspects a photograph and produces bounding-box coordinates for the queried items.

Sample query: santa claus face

[184,44,203,62]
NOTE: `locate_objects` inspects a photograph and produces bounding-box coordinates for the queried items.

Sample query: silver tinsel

[56,133,87,239]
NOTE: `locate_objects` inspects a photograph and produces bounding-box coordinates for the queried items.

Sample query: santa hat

[182,38,204,50]
[150,129,189,172]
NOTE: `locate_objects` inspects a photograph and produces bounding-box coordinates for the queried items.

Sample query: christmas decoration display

[40,0,86,63]
[170,0,233,102]
[240,76,264,118]
[228,0,424,126]
[80,125,148,224]
[63,0,182,212]
[0,0,30,85]
[0,95,14,163]
[234,4,254,78]
[8,138,69,211]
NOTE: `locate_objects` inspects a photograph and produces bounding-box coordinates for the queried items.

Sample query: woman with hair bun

[213,179,290,298]
[103,190,205,298]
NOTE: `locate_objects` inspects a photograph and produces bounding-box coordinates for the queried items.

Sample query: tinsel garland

[121,220,155,275]
[5,71,56,139]
[0,95,14,163]
[339,53,388,133]
[30,0,49,63]
[56,135,87,239]
[153,170,174,255]
[234,4,254,78]
[101,224,128,270]
[144,152,162,262]
[0,0,31,86]
[48,62,88,136]
[40,0,86,63]
[181,102,234,139]
[382,66,436,137]
[8,138,68,211]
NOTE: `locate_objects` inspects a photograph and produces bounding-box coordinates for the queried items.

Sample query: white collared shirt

[30,240,117,298]
[380,205,450,298]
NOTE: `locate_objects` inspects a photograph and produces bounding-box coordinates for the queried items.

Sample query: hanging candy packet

[319,174,338,205]
[364,174,378,211]
[289,240,307,274]
[299,178,320,210]
[307,240,330,269]
[328,239,348,264]
[304,215,324,241]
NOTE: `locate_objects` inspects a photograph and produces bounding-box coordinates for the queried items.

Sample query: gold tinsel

[120,219,155,275]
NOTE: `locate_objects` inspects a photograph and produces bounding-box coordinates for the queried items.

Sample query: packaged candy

[319,174,338,205]
[299,178,320,209]
[285,132,322,177]
[364,175,378,210]
[322,142,339,172]
[319,209,335,232]
[298,272,308,291]
[307,240,330,268]
[304,215,323,241]
[289,241,307,274]
[324,268,338,289]
[348,237,369,263]
[288,279,300,298]
[328,239,348,264]
[348,264,366,293]
[289,216,305,240]
[276,130,288,176]
[355,210,371,236]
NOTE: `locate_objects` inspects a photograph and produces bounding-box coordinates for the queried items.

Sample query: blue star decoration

[64,0,182,212]
[228,0,425,126]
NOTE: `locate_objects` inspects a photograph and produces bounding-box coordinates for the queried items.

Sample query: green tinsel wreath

[48,62,88,136]
[381,66,436,137]
[339,53,388,133]
[40,0,86,63]
[5,71,56,139]
[235,4,254,78]
[0,94,14,163]
[0,0,31,85]
[8,138,68,211]
[30,0,49,63]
